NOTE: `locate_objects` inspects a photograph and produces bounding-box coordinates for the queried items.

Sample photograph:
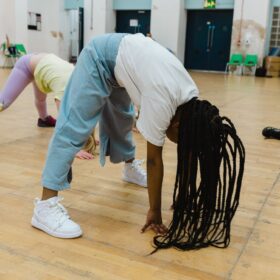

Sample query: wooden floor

[0,69,280,280]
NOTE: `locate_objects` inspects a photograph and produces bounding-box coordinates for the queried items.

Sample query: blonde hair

[83,130,99,156]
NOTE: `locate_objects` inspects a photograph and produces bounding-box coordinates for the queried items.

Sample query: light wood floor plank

[1,70,280,279]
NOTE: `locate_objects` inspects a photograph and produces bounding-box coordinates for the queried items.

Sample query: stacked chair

[225,53,258,76]
[0,43,27,68]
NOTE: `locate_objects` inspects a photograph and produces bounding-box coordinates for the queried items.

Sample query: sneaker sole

[122,176,147,188]
[31,217,83,239]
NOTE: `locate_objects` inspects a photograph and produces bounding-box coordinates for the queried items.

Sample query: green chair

[0,42,17,68]
[225,53,243,75]
[0,43,27,68]
[242,54,258,76]
[15,44,27,56]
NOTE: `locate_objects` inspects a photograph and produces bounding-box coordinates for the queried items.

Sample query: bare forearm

[146,141,164,211]
[147,154,163,211]
[142,142,167,234]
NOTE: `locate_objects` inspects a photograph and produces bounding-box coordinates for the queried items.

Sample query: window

[270,7,280,48]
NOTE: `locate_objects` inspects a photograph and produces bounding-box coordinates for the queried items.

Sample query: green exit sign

[204,0,216,8]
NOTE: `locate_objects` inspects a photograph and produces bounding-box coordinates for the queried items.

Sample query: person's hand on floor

[141,209,168,235]
[75,150,94,160]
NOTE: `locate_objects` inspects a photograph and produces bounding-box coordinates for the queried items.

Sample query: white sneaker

[123,159,147,187]
[0,102,3,112]
[31,196,82,238]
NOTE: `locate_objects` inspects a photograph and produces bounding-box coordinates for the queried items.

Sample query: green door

[185,10,233,71]
[116,10,151,35]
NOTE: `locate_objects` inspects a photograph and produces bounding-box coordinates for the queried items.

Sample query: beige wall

[84,0,116,45]
[231,0,271,64]
[1,0,273,67]
[0,0,28,66]
[0,0,23,43]
[27,0,68,58]
[151,0,186,62]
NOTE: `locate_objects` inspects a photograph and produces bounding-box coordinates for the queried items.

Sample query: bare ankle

[41,187,58,200]
[125,158,134,163]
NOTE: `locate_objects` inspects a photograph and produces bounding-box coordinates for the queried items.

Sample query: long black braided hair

[154,98,245,251]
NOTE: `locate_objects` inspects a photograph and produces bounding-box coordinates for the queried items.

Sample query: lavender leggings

[0,54,48,118]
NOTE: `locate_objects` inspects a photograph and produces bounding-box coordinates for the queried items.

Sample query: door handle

[210,26,215,48]
[207,25,211,49]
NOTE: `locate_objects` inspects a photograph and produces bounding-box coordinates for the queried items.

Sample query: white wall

[84,0,188,61]
[15,0,28,47]
[1,0,86,63]
[58,0,71,60]
[0,0,16,44]
[84,0,116,45]
[150,0,186,62]
[26,0,70,60]
[0,0,28,66]
[28,0,59,55]
[84,0,187,61]
[231,0,271,63]
[0,0,28,46]
[177,0,187,62]
[1,0,272,67]
[105,0,116,34]
[84,0,94,43]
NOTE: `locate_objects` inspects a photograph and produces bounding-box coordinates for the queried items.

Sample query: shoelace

[49,197,70,225]
[34,197,70,227]
[132,159,147,177]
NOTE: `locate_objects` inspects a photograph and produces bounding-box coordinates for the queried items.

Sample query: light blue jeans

[42,33,135,191]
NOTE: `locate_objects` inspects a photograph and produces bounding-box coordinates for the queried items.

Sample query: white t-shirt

[114,33,199,147]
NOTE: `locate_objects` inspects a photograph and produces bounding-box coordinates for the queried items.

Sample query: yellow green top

[34,54,74,100]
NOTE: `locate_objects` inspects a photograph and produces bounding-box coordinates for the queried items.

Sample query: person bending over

[0,53,98,160]
[31,33,245,251]
[0,53,70,126]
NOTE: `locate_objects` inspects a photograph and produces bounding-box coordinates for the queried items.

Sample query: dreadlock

[154,98,245,251]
